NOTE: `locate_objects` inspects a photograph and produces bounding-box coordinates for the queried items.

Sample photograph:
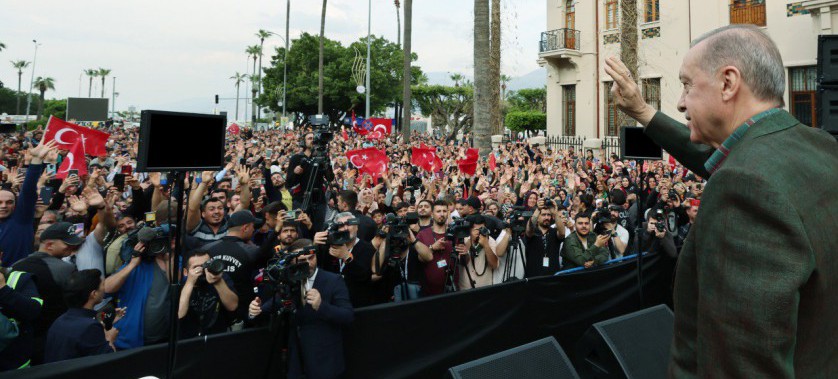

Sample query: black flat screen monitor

[137,110,226,171]
[620,126,663,160]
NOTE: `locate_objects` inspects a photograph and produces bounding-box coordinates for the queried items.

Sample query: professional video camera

[404,175,423,192]
[131,226,171,259]
[446,217,473,246]
[264,246,315,286]
[307,114,333,163]
[504,206,533,234]
[326,221,353,246]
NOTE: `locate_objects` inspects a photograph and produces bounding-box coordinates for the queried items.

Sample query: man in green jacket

[560,213,609,270]
[606,25,838,378]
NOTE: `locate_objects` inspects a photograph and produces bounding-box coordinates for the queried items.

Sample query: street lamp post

[111,77,117,118]
[365,0,371,119]
[24,40,41,119]
[283,0,290,123]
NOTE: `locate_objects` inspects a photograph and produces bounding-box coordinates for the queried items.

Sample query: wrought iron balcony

[539,28,581,55]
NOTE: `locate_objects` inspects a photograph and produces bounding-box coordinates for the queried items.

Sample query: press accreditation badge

[437,260,447,269]
[543,257,550,267]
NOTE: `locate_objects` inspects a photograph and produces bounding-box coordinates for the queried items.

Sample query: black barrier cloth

[0,253,674,379]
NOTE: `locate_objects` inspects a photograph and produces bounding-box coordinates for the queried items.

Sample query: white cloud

[1,0,543,114]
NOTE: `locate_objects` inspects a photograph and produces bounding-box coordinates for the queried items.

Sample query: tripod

[502,228,527,282]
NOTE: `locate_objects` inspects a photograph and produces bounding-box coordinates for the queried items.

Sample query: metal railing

[545,135,586,152]
[730,1,766,27]
[539,28,581,53]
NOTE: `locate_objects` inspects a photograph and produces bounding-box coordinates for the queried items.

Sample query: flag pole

[365,0,371,120]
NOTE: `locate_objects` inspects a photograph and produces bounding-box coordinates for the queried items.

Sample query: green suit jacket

[645,110,838,378]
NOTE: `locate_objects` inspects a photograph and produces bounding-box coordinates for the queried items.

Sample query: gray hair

[691,24,785,106]
[335,212,355,222]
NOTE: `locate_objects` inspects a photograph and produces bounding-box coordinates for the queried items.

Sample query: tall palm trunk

[88,77,93,97]
[473,0,491,155]
[396,1,401,47]
[318,0,327,114]
[101,76,106,98]
[16,71,23,115]
[235,82,240,120]
[252,57,258,124]
[490,0,501,135]
[401,0,413,140]
[258,38,265,120]
[37,89,46,120]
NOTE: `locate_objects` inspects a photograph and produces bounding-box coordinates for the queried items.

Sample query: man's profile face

[0,190,16,219]
[678,42,723,146]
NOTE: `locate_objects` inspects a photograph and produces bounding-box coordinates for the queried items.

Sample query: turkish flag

[346,147,389,179]
[457,148,479,176]
[368,118,392,136]
[366,130,385,140]
[55,140,88,179]
[488,152,497,171]
[44,116,110,157]
[227,123,241,135]
[342,127,349,141]
[412,145,437,172]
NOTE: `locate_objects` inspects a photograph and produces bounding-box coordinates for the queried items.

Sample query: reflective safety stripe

[17,360,30,369]
[31,297,43,306]
[6,271,23,289]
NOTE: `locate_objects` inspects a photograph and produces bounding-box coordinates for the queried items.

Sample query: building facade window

[606,0,619,30]
[563,85,576,136]
[789,66,817,127]
[566,0,575,29]
[730,0,766,27]
[644,0,660,23]
[605,82,628,136]
[642,78,661,111]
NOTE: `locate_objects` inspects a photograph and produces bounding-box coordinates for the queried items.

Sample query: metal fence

[601,136,621,158]
[545,135,586,152]
[539,28,582,53]
[499,134,622,159]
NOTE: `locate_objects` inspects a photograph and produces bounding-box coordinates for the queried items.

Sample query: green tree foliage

[412,83,473,139]
[0,87,23,114]
[258,33,423,125]
[505,110,546,133]
[41,99,66,120]
[507,87,546,113]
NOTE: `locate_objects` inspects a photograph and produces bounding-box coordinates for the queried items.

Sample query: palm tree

[85,69,98,98]
[246,45,261,124]
[230,72,248,121]
[0,41,6,52]
[256,30,271,97]
[318,0,328,114]
[449,73,464,87]
[490,0,502,135]
[473,0,491,155]
[401,0,413,139]
[394,0,401,47]
[11,60,31,115]
[34,77,55,120]
[250,75,260,126]
[500,74,512,100]
[98,68,111,98]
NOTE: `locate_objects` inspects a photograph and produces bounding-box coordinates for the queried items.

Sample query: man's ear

[719,65,743,102]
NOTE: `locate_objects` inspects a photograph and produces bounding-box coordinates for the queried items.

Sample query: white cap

[270,165,282,175]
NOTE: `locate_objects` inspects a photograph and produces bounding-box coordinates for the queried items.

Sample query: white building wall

[542,0,836,138]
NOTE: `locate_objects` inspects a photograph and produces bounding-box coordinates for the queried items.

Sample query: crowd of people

[0,121,703,375]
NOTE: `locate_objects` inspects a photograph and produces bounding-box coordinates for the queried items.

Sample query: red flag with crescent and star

[346,147,389,179]
[227,123,241,135]
[457,148,480,176]
[43,116,110,157]
[412,144,438,172]
[55,140,88,179]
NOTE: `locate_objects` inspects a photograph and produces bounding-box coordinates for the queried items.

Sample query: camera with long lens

[542,197,555,208]
[201,259,226,275]
[382,212,419,252]
[503,206,533,234]
[446,217,473,247]
[404,175,423,192]
[326,221,353,245]
[592,210,618,237]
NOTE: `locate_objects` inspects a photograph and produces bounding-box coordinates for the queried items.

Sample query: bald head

[691,24,785,106]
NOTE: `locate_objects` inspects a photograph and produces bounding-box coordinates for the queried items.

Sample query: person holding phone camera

[177,251,238,338]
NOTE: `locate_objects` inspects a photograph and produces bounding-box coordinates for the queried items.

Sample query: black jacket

[317,239,376,308]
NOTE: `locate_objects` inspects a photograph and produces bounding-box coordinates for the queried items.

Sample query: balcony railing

[539,28,581,53]
[730,1,766,27]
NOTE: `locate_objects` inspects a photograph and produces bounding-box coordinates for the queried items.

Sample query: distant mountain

[423,68,546,90]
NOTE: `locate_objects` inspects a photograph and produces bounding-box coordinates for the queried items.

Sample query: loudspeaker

[0,123,17,134]
[817,35,838,84]
[137,110,227,172]
[448,337,580,379]
[817,85,838,135]
[575,304,674,379]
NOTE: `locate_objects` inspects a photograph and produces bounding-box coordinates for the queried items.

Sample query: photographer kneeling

[177,251,238,338]
[455,215,499,290]
[641,209,677,258]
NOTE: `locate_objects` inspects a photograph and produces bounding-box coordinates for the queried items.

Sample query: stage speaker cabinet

[137,110,227,172]
[574,304,674,379]
[817,85,838,135]
[448,337,580,379]
[817,35,838,135]
[817,35,838,85]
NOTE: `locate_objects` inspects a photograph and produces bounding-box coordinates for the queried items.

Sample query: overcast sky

[1,0,544,115]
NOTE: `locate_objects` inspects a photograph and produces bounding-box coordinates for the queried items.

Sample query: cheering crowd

[0,119,703,374]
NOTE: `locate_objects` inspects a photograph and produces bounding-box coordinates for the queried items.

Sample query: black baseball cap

[228,210,257,228]
[40,222,84,246]
[465,197,482,210]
